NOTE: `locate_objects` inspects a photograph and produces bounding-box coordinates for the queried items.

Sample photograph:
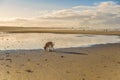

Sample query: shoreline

[0,42,119,52]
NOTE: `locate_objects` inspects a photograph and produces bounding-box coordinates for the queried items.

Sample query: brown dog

[44,42,54,52]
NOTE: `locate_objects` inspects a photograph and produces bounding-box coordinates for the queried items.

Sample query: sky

[0,0,120,30]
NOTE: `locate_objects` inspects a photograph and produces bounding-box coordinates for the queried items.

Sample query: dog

[44,41,54,52]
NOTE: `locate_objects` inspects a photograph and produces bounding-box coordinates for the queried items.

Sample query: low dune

[0,43,120,80]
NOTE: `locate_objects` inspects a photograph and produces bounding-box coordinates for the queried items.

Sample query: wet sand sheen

[0,43,120,80]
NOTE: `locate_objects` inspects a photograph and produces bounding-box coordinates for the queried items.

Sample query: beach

[0,0,120,80]
[0,43,120,80]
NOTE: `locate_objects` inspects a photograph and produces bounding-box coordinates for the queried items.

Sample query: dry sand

[0,43,120,80]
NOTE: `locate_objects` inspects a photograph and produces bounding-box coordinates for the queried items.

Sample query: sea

[0,33,120,50]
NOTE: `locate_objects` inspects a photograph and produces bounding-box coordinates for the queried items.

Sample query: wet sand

[0,43,120,80]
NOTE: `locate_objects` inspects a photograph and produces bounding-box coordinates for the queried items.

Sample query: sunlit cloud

[0,1,120,30]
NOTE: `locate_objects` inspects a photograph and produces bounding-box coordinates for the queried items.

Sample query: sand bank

[0,27,120,35]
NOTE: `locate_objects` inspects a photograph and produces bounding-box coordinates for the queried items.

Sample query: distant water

[0,33,120,50]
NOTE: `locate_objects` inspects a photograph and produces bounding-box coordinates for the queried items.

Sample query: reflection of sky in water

[0,33,120,50]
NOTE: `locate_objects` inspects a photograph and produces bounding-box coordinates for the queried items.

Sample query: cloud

[40,1,120,21]
[0,1,120,30]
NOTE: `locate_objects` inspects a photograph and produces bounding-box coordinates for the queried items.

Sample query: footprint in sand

[6,65,11,68]
[61,56,64,58]
[82,78,85,80]
[25,69,33,73]
[66,71,70,73]
[7,71,10,74]
[27,59,31,61]
[5,59,12,63]
[36,63,40,65]
[117,61,120,64]
[20,64,25,67]
[45,59,48,61]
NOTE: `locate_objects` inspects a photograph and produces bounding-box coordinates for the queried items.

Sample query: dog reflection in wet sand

[44,42,55,52]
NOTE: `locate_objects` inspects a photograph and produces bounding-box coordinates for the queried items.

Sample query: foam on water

[0,33,120,50]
